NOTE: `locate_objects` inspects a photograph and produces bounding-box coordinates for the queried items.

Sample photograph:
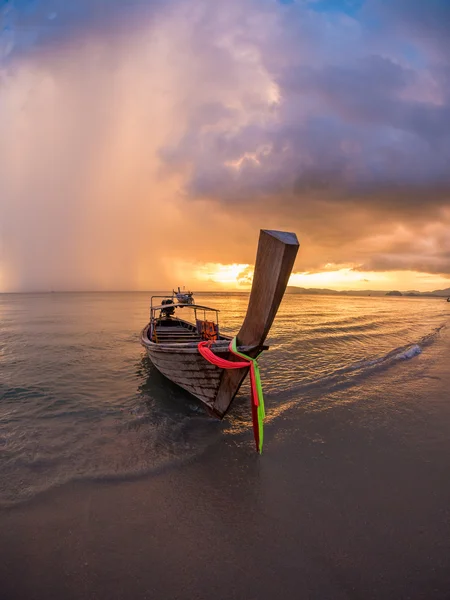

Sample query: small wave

[0,422,222,509]
[304,320,383,336]
[268,323,445,405]
[394,344,422,360]
[0,402,224,508]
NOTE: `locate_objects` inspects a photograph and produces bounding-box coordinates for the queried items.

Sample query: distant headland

[286,286,450,298]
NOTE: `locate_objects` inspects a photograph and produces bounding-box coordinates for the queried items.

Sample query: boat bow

[212,229,299,417]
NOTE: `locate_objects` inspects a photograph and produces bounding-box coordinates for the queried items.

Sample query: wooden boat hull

[141,325,250,415]
[140,229,300,418]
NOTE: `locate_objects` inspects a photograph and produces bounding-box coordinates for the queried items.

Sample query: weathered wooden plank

[150,358,220,379]
[140,230,298,417]
[156,338,201,343]
[156,337,199,340]
[156,332,198,336]
[147,345,221,404]
[212,229,299,417]
[150,359,219,375]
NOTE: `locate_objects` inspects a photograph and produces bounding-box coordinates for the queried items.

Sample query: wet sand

[2,336,450,599]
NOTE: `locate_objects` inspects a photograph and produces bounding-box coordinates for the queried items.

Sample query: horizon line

[0,286,449,296]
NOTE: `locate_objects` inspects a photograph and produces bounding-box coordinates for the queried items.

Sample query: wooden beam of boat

[140,229,299,419]
[151,303,220,312]
[212,229,299,417]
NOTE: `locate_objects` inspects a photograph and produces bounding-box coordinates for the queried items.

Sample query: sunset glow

[166,262,450,293]
[194,263,252,286]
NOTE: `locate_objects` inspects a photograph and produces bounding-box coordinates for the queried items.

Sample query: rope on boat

[197,338,265,454]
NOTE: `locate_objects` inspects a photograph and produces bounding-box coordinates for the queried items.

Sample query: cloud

[162,3,450,202]
[157,0,450,276]
[1,0,450,291]
[367,0,450,59]
[352,218,450,276]
[236,266,254,285]
[1,0,166,62]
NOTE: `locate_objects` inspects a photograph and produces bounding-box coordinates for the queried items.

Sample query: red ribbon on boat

[197,339,265,453]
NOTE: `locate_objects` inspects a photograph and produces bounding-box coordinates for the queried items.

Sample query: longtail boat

[140,230,299,431]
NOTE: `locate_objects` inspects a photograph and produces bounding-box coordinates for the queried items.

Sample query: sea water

[0,292,448,505]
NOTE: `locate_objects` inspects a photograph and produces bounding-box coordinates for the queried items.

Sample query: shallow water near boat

[0,291,448,506]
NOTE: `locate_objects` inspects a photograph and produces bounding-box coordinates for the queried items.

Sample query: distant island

[385,290,403,297]
[286,286,450,298]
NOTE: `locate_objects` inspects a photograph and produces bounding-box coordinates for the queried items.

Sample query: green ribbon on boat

[231,337,265,454]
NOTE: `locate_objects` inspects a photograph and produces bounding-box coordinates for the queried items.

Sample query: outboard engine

[161,298,175,318]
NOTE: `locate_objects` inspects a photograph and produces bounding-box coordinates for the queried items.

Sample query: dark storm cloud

[368,0,450,58]
[288,58,449,142]
[2,0,450,289]
[1,0,163,62]
[6,0,450,208]
[157,0,450,277]
[164,13,450,203]
[353,221,450,276]
[355,253,450,277]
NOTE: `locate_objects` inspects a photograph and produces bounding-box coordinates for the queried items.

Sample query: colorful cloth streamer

[197,338,265,453]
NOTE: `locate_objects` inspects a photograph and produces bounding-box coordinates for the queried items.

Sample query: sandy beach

[2,325,450,600]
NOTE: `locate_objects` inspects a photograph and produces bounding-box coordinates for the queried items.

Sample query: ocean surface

[0,291,448,506]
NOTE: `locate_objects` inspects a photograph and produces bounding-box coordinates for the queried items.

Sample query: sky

[1,0,450,292]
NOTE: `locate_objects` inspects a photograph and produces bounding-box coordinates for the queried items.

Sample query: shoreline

[1,329,450,599]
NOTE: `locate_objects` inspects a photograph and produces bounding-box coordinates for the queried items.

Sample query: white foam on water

[395,344,422,360]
